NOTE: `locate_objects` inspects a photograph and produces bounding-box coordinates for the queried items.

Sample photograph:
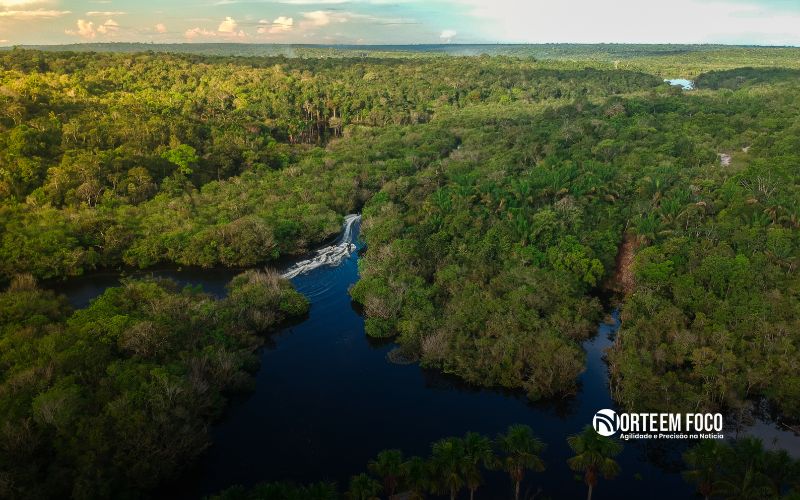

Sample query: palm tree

[715,438,771,500]
[716,467,771,500]
[789,458,800,496]
[368,449,404,497]
[304,482,339,500]
[347,473,382,500]
[402,455,430,500]
[683,440,725,500]
[463,432,497,500]
[496,424,546,500]
[430,437,466,500]
[763,448,795,497]
[567,425,623,500]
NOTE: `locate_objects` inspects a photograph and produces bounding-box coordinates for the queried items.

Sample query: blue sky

[0,0,799,45]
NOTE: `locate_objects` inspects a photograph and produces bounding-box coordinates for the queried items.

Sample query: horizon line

[4,42,800,48]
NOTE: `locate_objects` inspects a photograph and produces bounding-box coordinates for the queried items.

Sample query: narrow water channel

[167,219,689,499]
[48,218,796,499]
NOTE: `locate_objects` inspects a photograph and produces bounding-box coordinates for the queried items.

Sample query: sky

[0,0,799,46]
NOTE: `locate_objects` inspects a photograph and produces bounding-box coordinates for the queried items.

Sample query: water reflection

[664,78,695,90]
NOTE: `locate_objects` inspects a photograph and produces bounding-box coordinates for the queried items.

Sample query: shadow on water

[46,266,244,309]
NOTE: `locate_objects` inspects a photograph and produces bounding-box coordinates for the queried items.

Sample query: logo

[590,409,726,441]
[593,409,619,436]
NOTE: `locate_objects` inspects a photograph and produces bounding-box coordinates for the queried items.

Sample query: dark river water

[48,221,726,499]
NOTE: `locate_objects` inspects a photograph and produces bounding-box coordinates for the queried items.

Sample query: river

[665,78,694,90]
[47,217,796,499]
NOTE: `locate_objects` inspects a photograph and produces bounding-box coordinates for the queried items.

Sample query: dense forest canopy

[0,49,660,279]
[351,80,800,410]
[0,271,308,498]
[0,45,799,498]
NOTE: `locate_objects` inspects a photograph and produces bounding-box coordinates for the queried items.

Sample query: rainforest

[0,44,799,499]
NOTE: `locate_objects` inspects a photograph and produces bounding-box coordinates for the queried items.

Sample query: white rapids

[281,214,361,279]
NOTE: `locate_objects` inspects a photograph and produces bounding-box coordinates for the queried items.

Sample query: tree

[682,440,725,500]
[715,438,771,500]
[368,449,404,497]
[496,424,546,500]
[125,166,155,203]
[430,437,466,500]
[346,473,382,500]
[462,432,496,500]
[161,144,198,176]
[567,426,622,500]
[402,456,430,500]
[684,438,798,500]
[762,449,795,498]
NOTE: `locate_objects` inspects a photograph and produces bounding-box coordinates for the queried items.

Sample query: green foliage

[682,438,800,499]
[607,96,800,417]
[2,46,800,498]
[567,426,623,500]
[345,473,381,500]
[429,437,467,500]
[682,439,728,499]
[496,424,546,500]
[0,272,307,499]
[210,428,799,500]
[161,144,198,175]
[463,431,497,499]
[367,449,404,497]
[212,481,338,500]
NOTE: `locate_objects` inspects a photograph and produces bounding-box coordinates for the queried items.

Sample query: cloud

[257,15,294,34]
[215,0,346,4]
[440,29,456,41]
[0,9,70,19]
[0,0,70,21]
[64,17,123,38]
[301,10,349,28]
[0,0,42,7]
[302,11,331,27]
[155,22,167,33]
[185,21,246,40]
[96,18,118,34]
[185,26,216,39]
[273,16,294,28]
[217,15,237,33]
[86,11,126,16]
[65,19,96,39]
[277,0,347,3]
[64,16,128,39]
[211,16,247,37]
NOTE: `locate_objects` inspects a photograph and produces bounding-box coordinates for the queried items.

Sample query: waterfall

[281,214,361,279]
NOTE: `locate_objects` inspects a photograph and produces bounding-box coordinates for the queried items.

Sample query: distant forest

[6,42,800,76]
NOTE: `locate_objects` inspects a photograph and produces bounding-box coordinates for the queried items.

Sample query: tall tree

[715,438,771,500]
[762,449,794,498]
[463,432,497,500]
[430,437,466,500]
[402,456,430,500]
[161,144,198,176]
[368,449,404,498]
[496,424,546,500]
[567,426,622,500]
[346,473,382,500]
[682,440,725,500]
